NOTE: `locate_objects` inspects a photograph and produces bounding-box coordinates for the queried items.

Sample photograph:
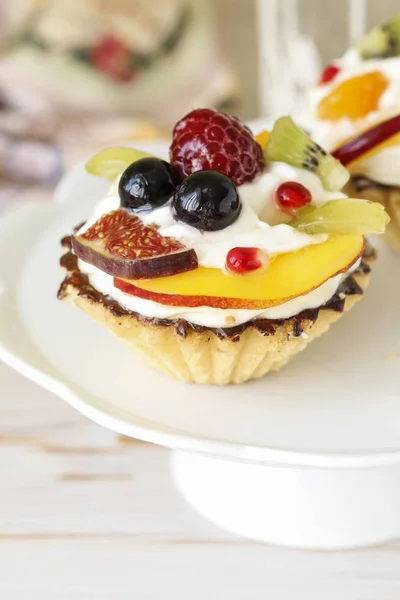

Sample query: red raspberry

[170,108,265,186]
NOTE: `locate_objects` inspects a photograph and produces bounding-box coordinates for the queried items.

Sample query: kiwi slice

[356,12,400,59]
[264,117,349,192]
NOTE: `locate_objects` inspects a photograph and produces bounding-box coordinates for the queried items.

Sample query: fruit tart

[58,110,388,385]
[304,11,400,250]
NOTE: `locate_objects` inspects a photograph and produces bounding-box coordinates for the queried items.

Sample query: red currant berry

[319,64,340,85]
[275,182,312,215]
[226,247,269,275]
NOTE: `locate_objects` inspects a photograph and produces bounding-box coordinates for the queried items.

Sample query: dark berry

[172,170,241,232]
[119,157,181,213]
[170,108,265,186]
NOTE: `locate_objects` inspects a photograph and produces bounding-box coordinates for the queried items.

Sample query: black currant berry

[119,157,181,213]
[172,170,241,231]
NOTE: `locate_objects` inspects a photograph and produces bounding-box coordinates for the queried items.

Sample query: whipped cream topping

[79,162,343,271]
[304,48,400,186]
[76,161,355,328]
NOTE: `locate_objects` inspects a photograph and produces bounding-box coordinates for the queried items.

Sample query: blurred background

[0,0,398,209]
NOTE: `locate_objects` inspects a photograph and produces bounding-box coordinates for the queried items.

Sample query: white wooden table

[1,361,400,599]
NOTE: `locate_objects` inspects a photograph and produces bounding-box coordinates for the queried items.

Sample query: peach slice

[114,235,364,309]
[317,71,389,122]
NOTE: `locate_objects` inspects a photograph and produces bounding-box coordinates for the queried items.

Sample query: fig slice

[72,209,198,279]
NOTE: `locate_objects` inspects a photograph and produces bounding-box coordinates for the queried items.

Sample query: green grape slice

[85,147,151,181]
[291,198,390,235]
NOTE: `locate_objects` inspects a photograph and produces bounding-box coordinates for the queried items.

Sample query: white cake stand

[1,145,400,550]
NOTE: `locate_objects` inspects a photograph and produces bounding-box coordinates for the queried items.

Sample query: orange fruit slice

[317,71,389,122]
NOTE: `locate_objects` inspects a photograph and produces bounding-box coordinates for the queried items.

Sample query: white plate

[1,142,400,469]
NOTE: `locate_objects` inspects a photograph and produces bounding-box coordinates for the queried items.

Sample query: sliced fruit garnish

[86,147,151,181]
[317,71,389,122]
[291,198,389,235]
[332,114,400,166]
[264,116,349,191]
[114,235,364,309]
[356,12,400,59]
[72,209,198,279]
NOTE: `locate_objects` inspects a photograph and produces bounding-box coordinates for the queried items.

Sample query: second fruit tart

[58,110,388,385]
[304,11,400,250]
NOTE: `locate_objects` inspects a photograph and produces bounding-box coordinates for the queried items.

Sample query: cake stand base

[171,450,400,549]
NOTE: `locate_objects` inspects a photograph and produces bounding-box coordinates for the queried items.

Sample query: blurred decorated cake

[0,0,236,127]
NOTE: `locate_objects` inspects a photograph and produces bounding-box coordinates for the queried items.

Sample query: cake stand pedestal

[171,451,400,549]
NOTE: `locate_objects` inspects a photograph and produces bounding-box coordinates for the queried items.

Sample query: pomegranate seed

[226,247,269,275]
[275,181,312,215]
[319,64,340,85]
